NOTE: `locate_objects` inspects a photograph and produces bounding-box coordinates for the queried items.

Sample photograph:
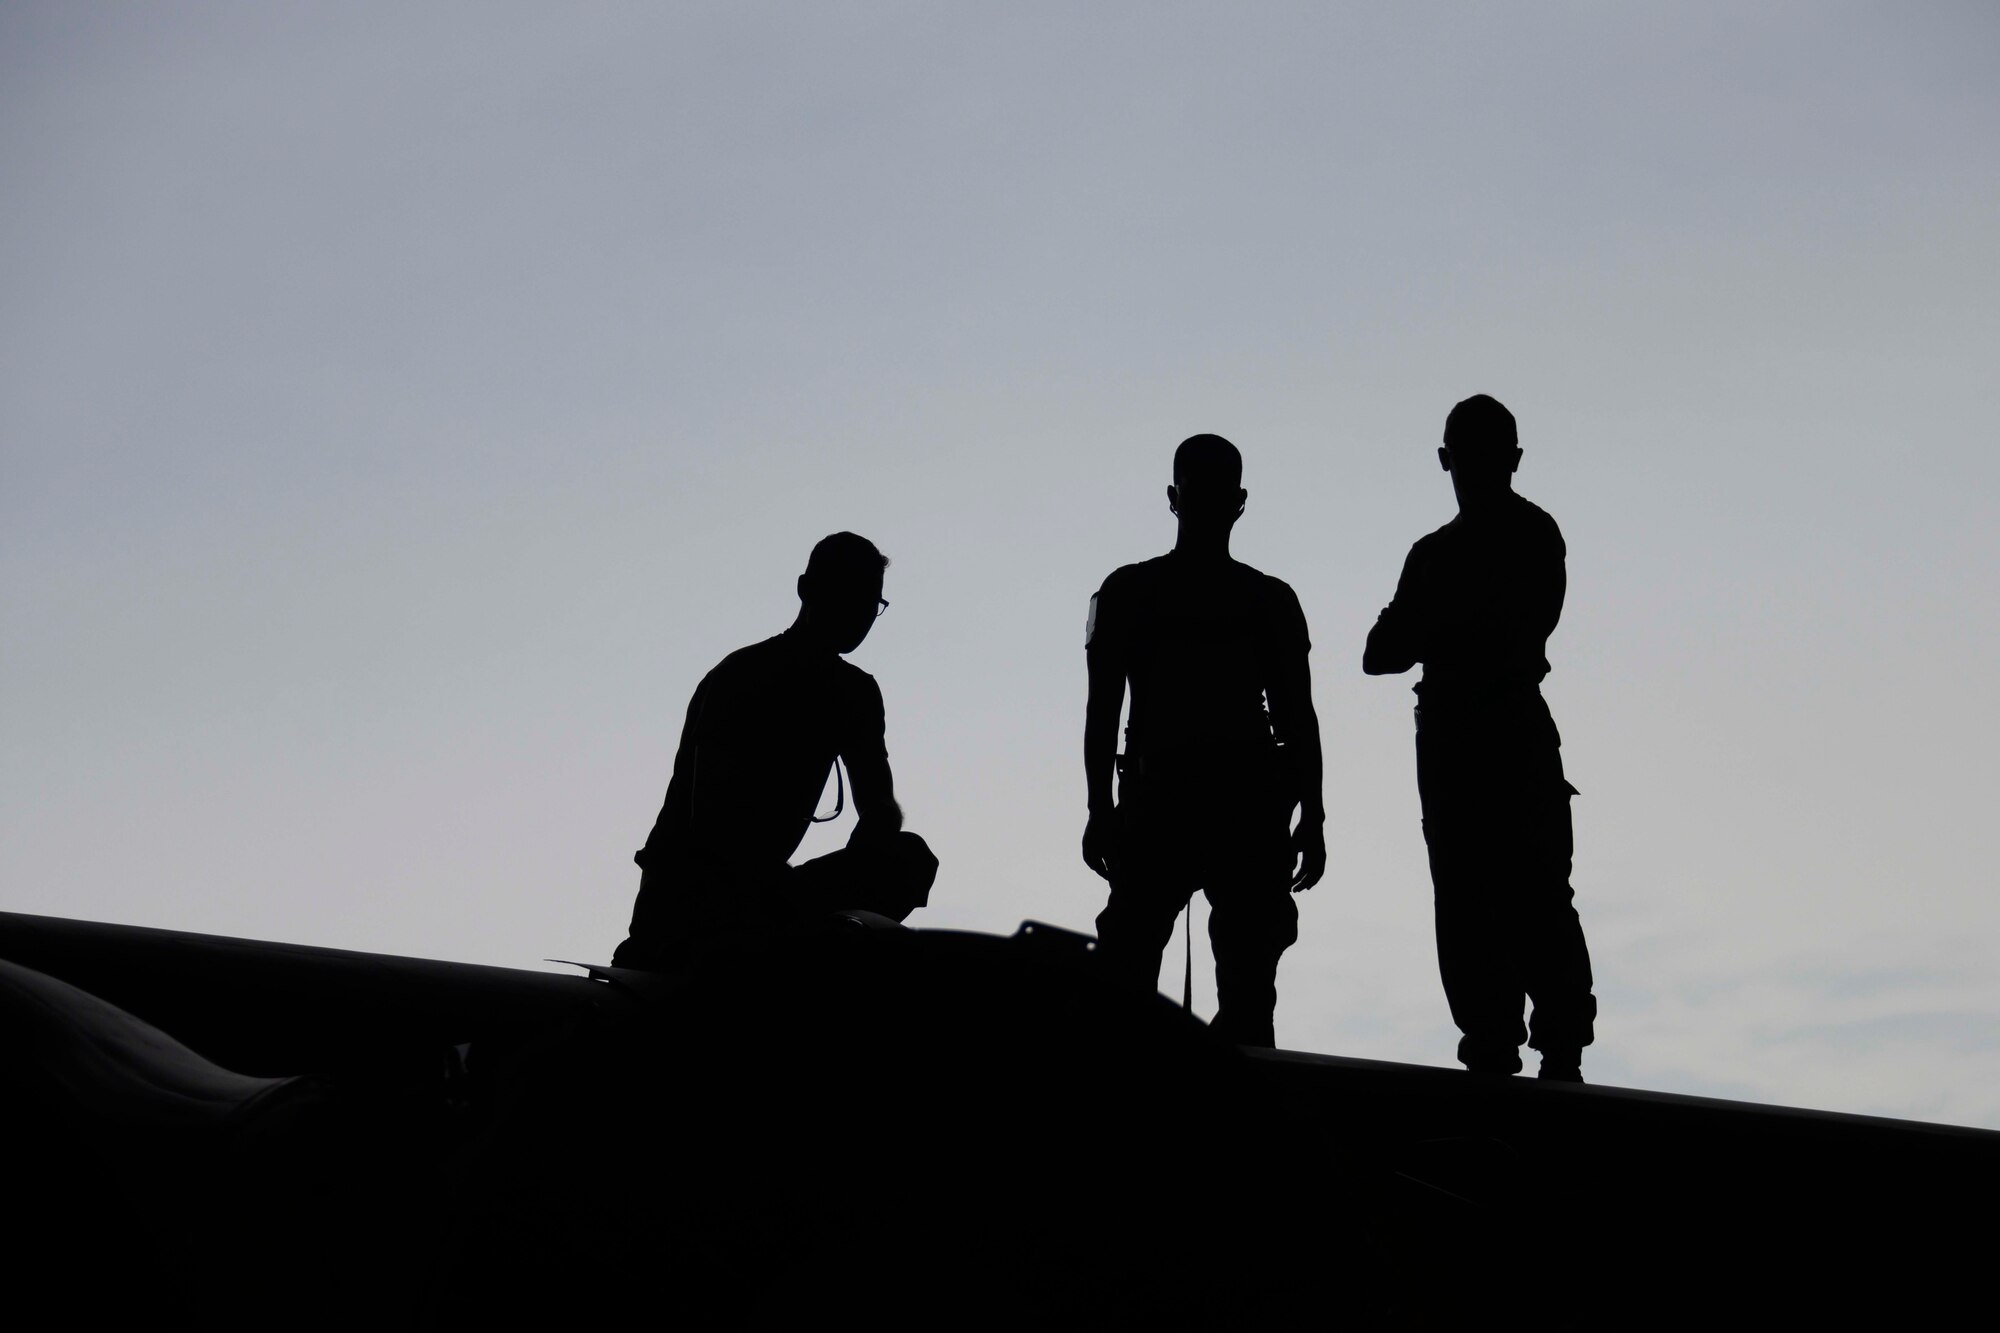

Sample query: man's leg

[1204,780,1299,1048]
[612,867,664,968]
[1095,880,1191,993]
[1512,779,1595,1074]
[1206,885,1298,1048]
[1425,826,1530,1072]
[789,831,939,922]
[610,931,665,970]
[614,861,744,969]
[1420,733,1529,1073]
[1095,795,1193,995]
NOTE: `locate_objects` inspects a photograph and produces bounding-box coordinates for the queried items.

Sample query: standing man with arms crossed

[1365,395,1596,1080]
[1082,434,1327,1048]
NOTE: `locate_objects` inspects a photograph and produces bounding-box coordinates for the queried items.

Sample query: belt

[1119,744,1282,780]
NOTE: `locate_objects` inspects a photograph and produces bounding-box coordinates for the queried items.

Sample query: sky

[4,2,1997,1127]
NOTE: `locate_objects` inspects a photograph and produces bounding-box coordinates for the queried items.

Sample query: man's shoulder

[703,635,879,720]
[1413,516,1459,553]
[1087,557,1170,651]
[705,634,788,682]
[704,633,869,698]
[1414,500,1560,551]
[1097,554,1173,594]
[830,654,877,691]
[1228,558,1297,597]
[1098,555,1300,609]
[1229,562,1309,642]
[1510,493,1565,549]
[682,637,788,730]
[1205,558,1298,613]
[1091,556,1179,620]
[829,657,883,739]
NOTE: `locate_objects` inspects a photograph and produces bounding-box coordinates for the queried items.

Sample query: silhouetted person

[1082,435,1326,1047]
[1365,395,1596,1079]
[613,533,937,969]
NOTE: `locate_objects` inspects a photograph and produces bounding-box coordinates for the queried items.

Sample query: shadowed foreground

[3,909,1993,1326]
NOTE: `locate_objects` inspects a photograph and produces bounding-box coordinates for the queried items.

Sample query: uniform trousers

[1416,702,1595,1072]
[1095,753,1299,1047]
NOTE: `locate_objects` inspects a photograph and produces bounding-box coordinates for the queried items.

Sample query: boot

[1536,1050,1584,1083]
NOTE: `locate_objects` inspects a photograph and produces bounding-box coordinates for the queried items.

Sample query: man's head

[1168,433,1247,530]
[1438,394,1522,502]
[797,531,888,654]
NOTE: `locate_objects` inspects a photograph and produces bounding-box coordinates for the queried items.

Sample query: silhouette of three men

[615,404,1594,1078]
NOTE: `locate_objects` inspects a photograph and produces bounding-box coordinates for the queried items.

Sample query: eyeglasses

[875,598,890,618]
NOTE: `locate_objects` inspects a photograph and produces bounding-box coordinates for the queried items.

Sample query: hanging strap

[1182,902,1193,1012]
[810,757,846,823]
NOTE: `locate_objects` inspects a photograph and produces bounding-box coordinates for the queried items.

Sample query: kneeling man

[613,532,937,968]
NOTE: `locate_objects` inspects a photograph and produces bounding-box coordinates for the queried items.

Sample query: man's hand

[1081,812,1117,882]
[848,813,899,848]
[1290,819,1327,893]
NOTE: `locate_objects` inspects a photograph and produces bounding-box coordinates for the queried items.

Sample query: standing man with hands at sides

[1082,434,1326,1048]
[613,532,937,971]
[1365,395,1596,1080]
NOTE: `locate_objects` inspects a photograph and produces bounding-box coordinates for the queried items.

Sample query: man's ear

[1438,446,1453,473]
[1167,483,1180,515]
[797,573,810,602]
[1235,488,1248,519]
[1509,447,1523,474]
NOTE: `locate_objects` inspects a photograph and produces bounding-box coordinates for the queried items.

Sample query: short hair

[803,531,888,585]
[1173,434,1243,489]
[1443,395,1518,456]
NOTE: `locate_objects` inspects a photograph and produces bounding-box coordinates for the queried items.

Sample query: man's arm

[681,674,758,831]
[1363,547,1426,676]
[1081,590,1124,881]
[1268,598,1327,892]
[844,753,904,842]
[1533,528,1567,645]
[844,678,904,844]
[636,684,708,869]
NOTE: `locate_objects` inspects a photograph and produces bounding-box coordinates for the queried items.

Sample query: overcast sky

[5,2,1997,1127]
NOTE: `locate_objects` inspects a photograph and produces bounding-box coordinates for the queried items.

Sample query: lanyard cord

[809,756,846,823]
[1183,901,1194,1012]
